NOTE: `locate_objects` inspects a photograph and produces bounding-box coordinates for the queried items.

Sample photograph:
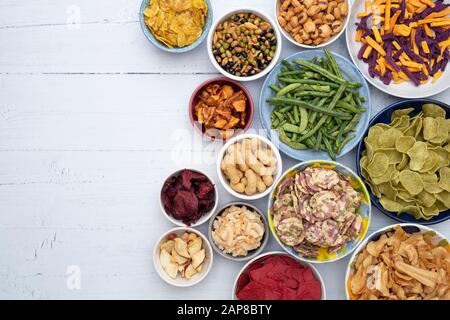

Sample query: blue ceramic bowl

[259,50,372,161]
[139,0,213,53]
[356,98,450,225]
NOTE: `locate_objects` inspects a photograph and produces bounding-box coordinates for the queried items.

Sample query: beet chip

[173,191,198,220]
[235,255,322,300]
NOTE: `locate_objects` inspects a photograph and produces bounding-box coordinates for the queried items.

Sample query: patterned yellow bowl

[267,160,371,264]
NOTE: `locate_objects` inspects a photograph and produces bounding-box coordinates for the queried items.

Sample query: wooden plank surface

[0,0,449,300]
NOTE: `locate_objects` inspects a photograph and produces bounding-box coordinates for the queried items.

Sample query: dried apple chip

[349,226,450,300]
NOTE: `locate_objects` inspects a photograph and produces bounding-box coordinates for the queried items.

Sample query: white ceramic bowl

[346,0,450,98]
[208,201,269,262]
[344,223,449,299]
[274,0,351,49]
[216,133,283,201]
[232,251,327,300]
[153,227,213,287]
[207,9,282,82]
[159,168,219,227]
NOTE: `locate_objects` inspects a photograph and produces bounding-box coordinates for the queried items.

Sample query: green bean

[281,60,295,71]
[325,48,342,78]
[337,134,356,155]
[298,107,308,132]
[269,84,280,92]
[304,137,315,149]
[314,131,322,151]
[279,105,293,113]
[277,83,302,96]
[278,77,341,87]
[336,101,366,113]
[266,97,351,119]
[273,111,284,122]
[293,91,333,97]
[279,71,304,77]
[272,118,279,128]
[293,106,300,123]
[322,136,336,160]
[294,59,361,87]
[326,83,347,111]
[344,114,361,133]
[278,129,307,150]
[282,123,305,134]
[287,112,296,124]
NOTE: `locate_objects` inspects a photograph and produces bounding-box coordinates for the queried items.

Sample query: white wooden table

[0,0,448,300]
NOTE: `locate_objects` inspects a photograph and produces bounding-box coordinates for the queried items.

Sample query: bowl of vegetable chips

[140,0,213,53]
[356,99,450,225]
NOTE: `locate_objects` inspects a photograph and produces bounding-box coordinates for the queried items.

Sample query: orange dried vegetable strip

[426,7,450,19]
[423,24,434,37]
[418,17,450,24]
[385,0,391,30]
[398,72,410,80]
[421,41,430,54]
[416,5,427,14]
[377,57,387,75]
[431,21,450,27]
[411,28,419,55]
[406,3,416,13]
[432,70,443,83]
[409,0,425,7]
[372,26,383,42]
[365,36,387,56]
[388,10,401,32]
[355,29,364,41]
[419,0,435,8]
[363,46,373,58]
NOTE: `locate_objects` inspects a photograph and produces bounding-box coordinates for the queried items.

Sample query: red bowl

[189,77,254,141]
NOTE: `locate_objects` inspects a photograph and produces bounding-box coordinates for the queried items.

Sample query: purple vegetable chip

[197,181,214,200]
[173,190,199,224]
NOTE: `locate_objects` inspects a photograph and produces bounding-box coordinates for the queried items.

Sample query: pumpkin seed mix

[212,13,278,77]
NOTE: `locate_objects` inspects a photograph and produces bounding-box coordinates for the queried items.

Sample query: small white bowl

[274,0,350,49]
[153,227,213,287]
[207,9,282,82]
[232,251,327,300]
[208,202,269,262]
[216,133,283,201]
[344,223,448,300]
[159,168,219,227]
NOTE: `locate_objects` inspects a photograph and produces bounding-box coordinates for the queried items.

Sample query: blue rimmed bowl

[355,98,450,225]
[345,223,449,300]
[139,0,213,53]
[267,160,372,264]
[259,50,372,161]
